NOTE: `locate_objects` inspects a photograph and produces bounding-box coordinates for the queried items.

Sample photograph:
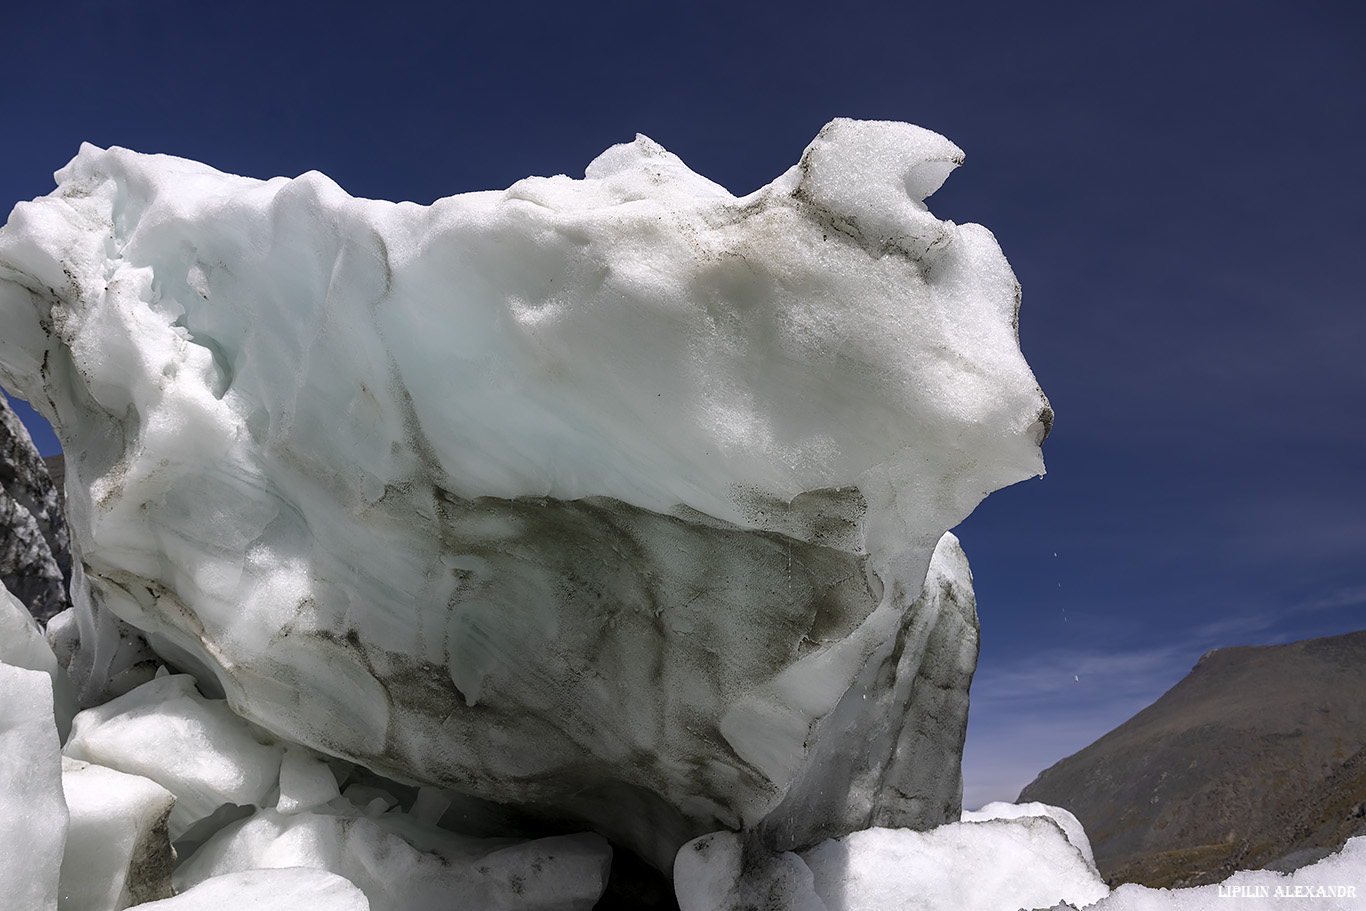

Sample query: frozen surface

[175,805,611,911]
[0,581,78,738]
[962,799,1097,870]
[0,120,1049,863]
[674,811,1110,911]
[276,744,342,814]
[136,867,370,911]
[63,673,285,838]
[58,757,176,910]
[756,531,979,850]
[0,660,67,911]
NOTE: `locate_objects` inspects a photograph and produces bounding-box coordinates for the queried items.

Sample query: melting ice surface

[0,117,1050,858]
[3,121,1353,909]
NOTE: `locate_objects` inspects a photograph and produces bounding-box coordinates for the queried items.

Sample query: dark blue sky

[3,1,1363,806]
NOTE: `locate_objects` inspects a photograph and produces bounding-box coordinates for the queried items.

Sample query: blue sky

[3,1,1363,809]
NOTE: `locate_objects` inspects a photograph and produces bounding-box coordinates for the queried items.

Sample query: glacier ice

[1,581,78,739]
[275,744,342,814]
[0,660,67,911]
[962,799,1098,871]
[58,757,177,909]
[134,867,370,910]
[674,814,1111,911]
[6,115,1346,911]
[0,118,1051,869]
[62,673,287,838]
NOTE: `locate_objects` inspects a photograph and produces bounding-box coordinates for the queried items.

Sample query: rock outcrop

[0,390,69,622]
[1019,630,1366,887]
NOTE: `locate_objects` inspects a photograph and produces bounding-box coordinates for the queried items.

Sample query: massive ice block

[0,120,1049,865]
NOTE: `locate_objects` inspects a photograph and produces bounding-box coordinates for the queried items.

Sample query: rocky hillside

[1019,630,1366,888]
[0,391,69,621]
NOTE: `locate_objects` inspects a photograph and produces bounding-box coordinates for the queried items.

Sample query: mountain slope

[1018,630,1366,887]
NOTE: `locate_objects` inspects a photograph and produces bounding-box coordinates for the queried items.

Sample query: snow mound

[135,867,370,910]
[963,799,1097,870]
[674,813,1109,911]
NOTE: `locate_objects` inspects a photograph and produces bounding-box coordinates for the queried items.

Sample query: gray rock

[0,389,69,622]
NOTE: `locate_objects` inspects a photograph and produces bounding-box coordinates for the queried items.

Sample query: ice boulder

[57,757,177,910]
[0,661,67,911]
[675,813,1110,911]
[0,580,78,739]
[63,673,286,838]
[0,120,1049,865]
[135,867,370,911]
[962,799,1098,871]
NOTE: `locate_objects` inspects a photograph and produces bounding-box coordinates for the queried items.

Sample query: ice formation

[58,758,177,908]
[962,799,1097,869]
[0,118,1051,876]
[3,118,1355,911]
[135,868,370,910]
[673,813,1112,911]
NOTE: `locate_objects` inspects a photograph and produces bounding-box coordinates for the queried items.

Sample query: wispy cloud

[960,601,1365,811]
[961,640,1207,810]
[970,641,1198,708]
[1287,585,1366,615]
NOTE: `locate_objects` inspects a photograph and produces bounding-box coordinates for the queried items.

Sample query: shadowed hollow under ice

[7,121,1351,909]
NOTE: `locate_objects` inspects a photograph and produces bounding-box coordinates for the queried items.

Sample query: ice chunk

[58,757,176,910]
[962,799,1098,871]
[0,662,67,911]
[800,818,1109,911]
[674,831,827,911]
[0,582,78,740]
[174,806,611,911]
[408,786,452,826]
[134,867,369,910]
[0,121,1048,864]
[676,816,1110,911]
[63,674,285,837]
[276,745,341,815]
[44,577,162,712]
[793,119,965,260]
[755,532,980,852]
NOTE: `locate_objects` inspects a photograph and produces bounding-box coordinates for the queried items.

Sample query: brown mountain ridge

[1019,630,1366,888]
